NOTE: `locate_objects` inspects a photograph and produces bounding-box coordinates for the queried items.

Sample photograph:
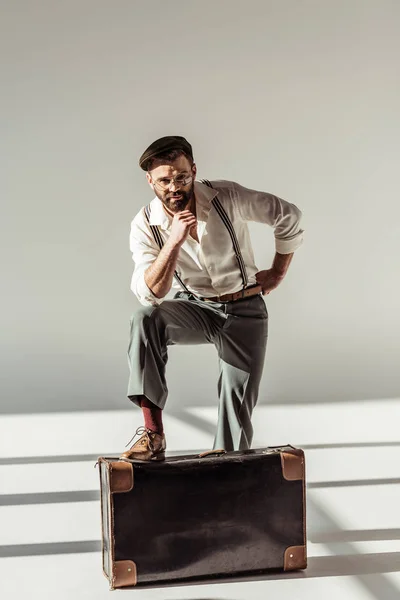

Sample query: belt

[201,284,263,303]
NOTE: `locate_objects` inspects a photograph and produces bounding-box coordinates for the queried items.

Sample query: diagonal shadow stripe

[235,553,400,580]
[306,552,400,577]
[301,442,400,450]
[308,478,400,488]
[0,491,99,506]
[307,496,400,599]
[310,529,400,543]
[0,540,101,558]
[168,408,216,436]
[0,454,112,466]
[263,397,400,406]
[0,449,208,466]
[170,409,400,453]
[0,443,398,466]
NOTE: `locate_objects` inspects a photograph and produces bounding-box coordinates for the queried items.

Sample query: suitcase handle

[198,449,227,458]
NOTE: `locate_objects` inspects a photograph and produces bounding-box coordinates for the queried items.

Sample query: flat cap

[139,135,193,171]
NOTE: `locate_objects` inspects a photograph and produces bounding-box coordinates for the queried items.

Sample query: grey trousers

[127,291,268,451]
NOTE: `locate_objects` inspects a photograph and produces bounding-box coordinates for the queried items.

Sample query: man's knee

[129,304,164,332]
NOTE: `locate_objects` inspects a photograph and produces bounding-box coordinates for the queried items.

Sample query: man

[121,135,303,461]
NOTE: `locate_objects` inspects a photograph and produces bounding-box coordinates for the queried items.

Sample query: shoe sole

[151,452,165,461]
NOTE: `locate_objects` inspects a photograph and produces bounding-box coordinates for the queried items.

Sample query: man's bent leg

[127,298,223,408]
[126,304,168,411]
[213,295,268,451]
[123,297,224,460]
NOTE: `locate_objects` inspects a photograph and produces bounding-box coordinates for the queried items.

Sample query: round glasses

[152,174,193,191]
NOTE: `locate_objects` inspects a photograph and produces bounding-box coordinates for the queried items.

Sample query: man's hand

[255,269,284,295]
[256,252,294,294]
[168,210,197,248]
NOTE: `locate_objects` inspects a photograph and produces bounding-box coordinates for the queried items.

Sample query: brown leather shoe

[119,426,166,461]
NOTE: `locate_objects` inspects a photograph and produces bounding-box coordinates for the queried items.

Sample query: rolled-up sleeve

[232,182,304,254]
[129,218,163,307]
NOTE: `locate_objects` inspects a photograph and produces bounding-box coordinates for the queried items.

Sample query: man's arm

[144,209,197,298]
[131,209,197,302]
[272,251,294,279]
[144,240,181,299]
[232,181,304,254]
[255,252,294,295]
[231,181,303,294]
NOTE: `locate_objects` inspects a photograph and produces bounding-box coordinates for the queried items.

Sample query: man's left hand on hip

[255,269,284,295]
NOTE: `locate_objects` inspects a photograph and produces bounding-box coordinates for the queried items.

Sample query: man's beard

[156,183,195,214]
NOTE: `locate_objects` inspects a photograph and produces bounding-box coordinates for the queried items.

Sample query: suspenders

[143,180,248,294]
[201,179,248,289]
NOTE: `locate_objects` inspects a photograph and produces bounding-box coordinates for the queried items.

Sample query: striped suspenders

[201,179,248,289]
[143,180,248,293]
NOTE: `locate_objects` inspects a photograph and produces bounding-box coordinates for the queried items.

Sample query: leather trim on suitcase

[113,560,137,588]
[281,448,305,481]
[98,459,135,589]
[107,461,136,589]
[97,459,111,582]
[108,466,116,590]
[281,448,307,570]
[110,461,134,493]
[284,545,307,570]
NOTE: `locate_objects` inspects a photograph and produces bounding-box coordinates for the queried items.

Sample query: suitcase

[97,445,307,589]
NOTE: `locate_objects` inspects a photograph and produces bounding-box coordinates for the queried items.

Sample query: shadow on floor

[2,441,400,467]
[0,541,101,558]
[309,529,400,543]
[116,552,400,590]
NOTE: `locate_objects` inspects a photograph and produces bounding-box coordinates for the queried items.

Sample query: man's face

[146,155,197,214]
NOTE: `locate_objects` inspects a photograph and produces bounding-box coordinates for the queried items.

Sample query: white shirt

[130,179,304,306]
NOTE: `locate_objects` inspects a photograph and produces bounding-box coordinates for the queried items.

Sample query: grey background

[1,0,399,415]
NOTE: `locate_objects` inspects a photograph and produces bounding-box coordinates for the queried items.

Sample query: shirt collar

[147,180,219,231]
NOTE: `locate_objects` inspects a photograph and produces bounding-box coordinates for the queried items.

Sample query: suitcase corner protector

[280,449,305,481]
[109,461,134,493]
[112,560,137,588]
[283,545,307,570]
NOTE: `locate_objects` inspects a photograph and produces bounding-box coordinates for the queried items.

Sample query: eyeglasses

[152,174,193,191]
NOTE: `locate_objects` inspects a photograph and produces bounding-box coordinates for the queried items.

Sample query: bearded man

[121,136,304,461]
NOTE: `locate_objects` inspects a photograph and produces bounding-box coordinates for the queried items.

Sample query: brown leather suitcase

[97,446,307,589]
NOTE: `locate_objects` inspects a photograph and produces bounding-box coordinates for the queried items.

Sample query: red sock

[140,396,164,435]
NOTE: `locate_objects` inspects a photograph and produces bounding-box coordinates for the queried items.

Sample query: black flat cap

[139,135,193,171]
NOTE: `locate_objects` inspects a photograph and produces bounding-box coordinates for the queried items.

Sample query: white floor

[1,399,399,600]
